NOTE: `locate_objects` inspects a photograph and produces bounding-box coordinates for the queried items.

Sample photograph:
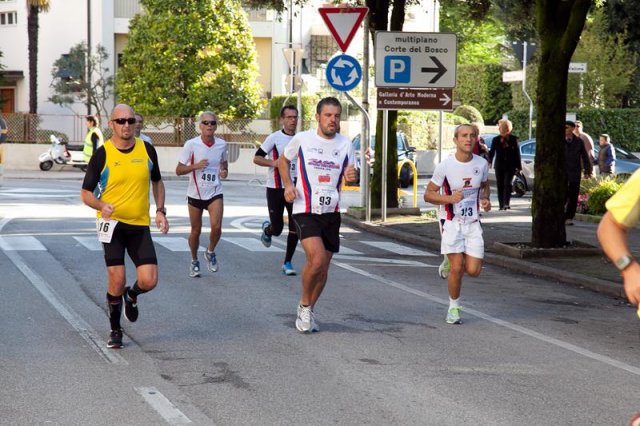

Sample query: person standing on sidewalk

[564,120,593,225]
[597,134,616,176]
[82,115,104,163]
[488,119,520,210]
[80,104,169,349]
[597,169,640,306]
[176,111,228,278]
[424,124,491,324]
[279,97,358,333]
[253,105,299,276]
[574,120,595,170]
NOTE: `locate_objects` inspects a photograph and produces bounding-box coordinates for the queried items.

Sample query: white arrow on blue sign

[326,54,362,92]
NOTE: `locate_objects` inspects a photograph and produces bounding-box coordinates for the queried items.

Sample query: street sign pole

[522,41,534,139]
[381,110,388,222]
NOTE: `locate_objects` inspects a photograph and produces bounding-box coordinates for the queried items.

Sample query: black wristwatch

[615,255,634,272]
[156,207,167,215]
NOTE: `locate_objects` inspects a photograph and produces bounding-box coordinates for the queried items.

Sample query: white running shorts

[440,220,484,259]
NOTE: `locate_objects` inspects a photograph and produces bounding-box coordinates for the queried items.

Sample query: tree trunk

[27,6,39,114]
[531,0,590,247]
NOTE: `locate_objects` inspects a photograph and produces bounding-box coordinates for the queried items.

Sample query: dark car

[351,132,417,188]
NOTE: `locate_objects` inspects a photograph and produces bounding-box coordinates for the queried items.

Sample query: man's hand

[101,203,114,220]
[450,190,464,204]
[193,159,208,170]
[344,164,358,184]
[622,262,640,305]
[156,213,169,234]
[480,198,491,212]
[284,184,297,203]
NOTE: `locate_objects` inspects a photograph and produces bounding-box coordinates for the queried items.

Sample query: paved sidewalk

[342,201,639,301]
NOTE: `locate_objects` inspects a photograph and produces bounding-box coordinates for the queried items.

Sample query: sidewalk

[342,201,638,301]
[3,169,634,301]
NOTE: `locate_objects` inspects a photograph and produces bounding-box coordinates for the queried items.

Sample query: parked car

[351,132,417,188]
[507,138,640,194]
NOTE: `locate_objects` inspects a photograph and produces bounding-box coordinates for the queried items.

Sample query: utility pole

[86,0,92,115]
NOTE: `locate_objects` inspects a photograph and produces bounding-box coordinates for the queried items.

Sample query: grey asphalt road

[0,177,638,425]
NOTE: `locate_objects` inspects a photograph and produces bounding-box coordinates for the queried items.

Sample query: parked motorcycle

[39,135,88,172]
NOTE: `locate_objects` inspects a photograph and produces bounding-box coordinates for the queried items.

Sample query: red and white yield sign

[319,7,368,52]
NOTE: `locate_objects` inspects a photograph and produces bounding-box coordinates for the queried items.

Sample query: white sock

[449,297,460,309]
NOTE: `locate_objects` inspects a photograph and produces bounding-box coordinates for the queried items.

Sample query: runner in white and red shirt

[279,97,358,333]
[424,123,491,325]
[176,111,228,278]
[253,105,299,276]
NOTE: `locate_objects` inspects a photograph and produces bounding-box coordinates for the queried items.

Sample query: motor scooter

[39,135,88,172]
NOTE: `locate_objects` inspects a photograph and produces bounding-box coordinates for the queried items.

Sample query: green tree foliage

[455,63,511,123]
[568,10,636,109]
[117,0,264,119]
[27,0,50,114]
[440,1,505,64]
[49,43,115,119]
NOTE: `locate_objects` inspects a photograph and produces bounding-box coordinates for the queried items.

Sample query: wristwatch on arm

[156,207,167,215]
[615,255,635,272]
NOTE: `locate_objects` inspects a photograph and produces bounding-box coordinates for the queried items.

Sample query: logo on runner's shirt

[463,178,472,188]
[318,175,331,183]
[308,159,341,169]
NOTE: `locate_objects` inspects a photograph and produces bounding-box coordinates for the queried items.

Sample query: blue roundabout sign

[325,54,362,92]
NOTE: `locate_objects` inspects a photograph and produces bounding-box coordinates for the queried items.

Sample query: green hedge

[269,95,319,132]
[455,63,512,124]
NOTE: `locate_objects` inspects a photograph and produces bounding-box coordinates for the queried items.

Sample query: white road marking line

[0,235,47,251]
[333,260,640,377]
[222,237,284,252]
[360,240,437,256]
[135,387,192,425]
[73,236,103,251]
[333,254,431,266]
[334,245,362,255]
[3,249,127,365]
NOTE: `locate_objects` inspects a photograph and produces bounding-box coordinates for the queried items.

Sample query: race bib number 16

[96,218,118,243]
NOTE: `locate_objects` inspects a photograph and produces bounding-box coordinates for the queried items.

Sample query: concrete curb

[341,214,624,299]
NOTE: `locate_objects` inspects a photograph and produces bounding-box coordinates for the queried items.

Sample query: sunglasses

[112,117,137,125]
[201,120,217,126]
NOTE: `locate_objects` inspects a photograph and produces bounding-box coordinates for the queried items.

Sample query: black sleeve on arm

[82,147,106,191]
[91,133,99,151]
[144,142,163,182]
[255,147,267,157]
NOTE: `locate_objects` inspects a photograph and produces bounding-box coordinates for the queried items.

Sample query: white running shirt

[430,154,489,223]
[260,130,297,188]
[178,135,228,200]
[284,129,355,215]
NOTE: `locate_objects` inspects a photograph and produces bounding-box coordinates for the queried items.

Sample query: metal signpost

[375,31,457,221]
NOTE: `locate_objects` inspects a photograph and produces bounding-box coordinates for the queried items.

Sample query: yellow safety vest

[83,127,104,162]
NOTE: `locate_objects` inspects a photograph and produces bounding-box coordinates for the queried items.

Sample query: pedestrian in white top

[424,124,491,325]
[279,97,358,333]
[253,105,300,275]
[176,111,229,278]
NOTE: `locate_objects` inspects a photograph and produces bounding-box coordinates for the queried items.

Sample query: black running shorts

[103,222,157,267]
[187,194,223,210]
[292,212,341,253]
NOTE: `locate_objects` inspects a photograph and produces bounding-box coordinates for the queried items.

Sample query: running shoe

[296,305,312,333]
[446,307,462,324]
[282,261,296,276]
[261,220,272,247]
[204,250,219,272]
[107,329,123,349]
[189,260,201,278]
[123,286,138,323]
[438,256,450,279]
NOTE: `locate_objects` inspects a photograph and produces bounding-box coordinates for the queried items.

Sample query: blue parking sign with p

[384,56,411,83]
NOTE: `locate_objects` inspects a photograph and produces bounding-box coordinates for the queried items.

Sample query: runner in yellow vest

[83,115,104,162]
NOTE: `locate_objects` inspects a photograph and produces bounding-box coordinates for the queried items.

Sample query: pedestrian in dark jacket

[489,119,520,210]
[597,134,616,176]
[564,121,593,225]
